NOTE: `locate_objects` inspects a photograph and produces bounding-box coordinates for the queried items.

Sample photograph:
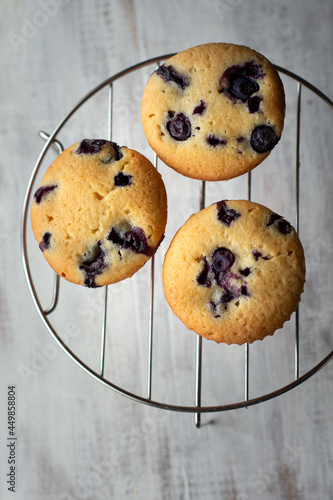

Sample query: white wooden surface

[1,1,332,499]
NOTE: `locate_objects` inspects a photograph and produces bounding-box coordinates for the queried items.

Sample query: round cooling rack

[21,55,333,427]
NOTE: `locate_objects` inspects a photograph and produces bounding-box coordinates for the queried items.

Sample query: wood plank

[1,0,332,498]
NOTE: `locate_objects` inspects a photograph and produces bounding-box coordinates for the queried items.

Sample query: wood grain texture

[0,0,332,499]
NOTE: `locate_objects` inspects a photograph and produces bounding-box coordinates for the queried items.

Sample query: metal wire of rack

[21,55,333,427]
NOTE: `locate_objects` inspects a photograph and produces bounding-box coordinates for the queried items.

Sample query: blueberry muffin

[31,139,168,287]
[141,43,285,181]
[162,200,305,344]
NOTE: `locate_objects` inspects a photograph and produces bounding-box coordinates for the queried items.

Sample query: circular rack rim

[21,54,333,414]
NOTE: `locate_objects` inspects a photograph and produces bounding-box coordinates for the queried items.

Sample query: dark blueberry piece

[212,248,235,273]
[229,76,259,101]
[241,285,249,296]
[267,213,282,226]
[239,267,251,277]
[250,125,278,153]
[124,227,149,254]
[267,213,292,235]
[107,226,152,256]
[221,61,264,83]
[252,250,262,261]
[220,288,235,304]
[206,135,227,147]
[79,241,107,288]
[243,60,265,79]
[75,139,123,161]
[278,219,292,235]
[193,100,206,115]
[111,143,123,160]
[209,301,221,318]
[248,95,262,113]
[197,257,211,287]
[156,64,189,90]
[75,139,107,154]
[237,136,245,143]
[34,184,58,204]
[219,61,264,102]
[166,113,191,141]
[219,64,245,90]
[39,232,51,252]
[107,227,124,247]
[114,172,132,187]
[253,250,272,261]
[103,144,123,163]
[216,201,241,226]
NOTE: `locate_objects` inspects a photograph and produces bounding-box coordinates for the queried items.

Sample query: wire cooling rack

[21,54,333,427]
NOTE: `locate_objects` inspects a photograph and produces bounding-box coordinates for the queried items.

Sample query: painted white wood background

[1,0,332,499]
